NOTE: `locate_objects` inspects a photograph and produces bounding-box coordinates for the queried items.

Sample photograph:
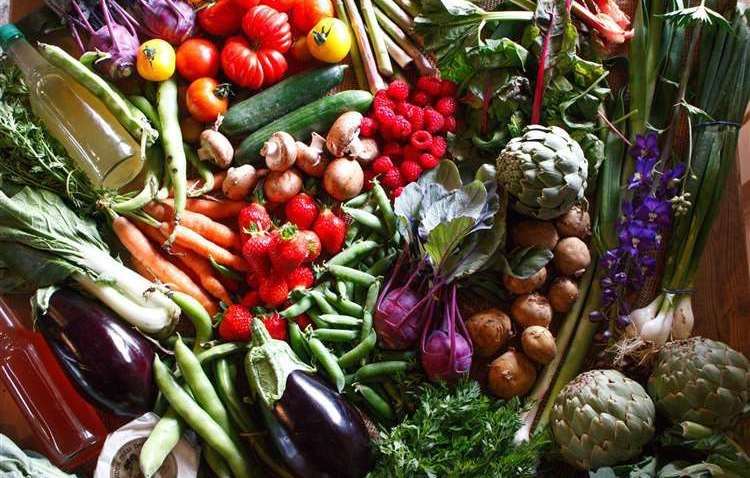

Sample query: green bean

[38,43,157,145]
[356,384,395,421]
[354,361,410,382]
[169,292,213,352]
[185,144,214,197]
[326,240,380,267]
[345,192,370,208]
[280,294,314,318]
[319,314,363,328]
[311,328,359,342]
[338,331,377,368]
[367,252,397,276]
[196,343,245,364]
[372,181,397,235]
[128,95,161,130]
[204,447,232,478]
[365,281,380,314]
[328,265,377,286]
[153,357,257,478]
[342,207,384,233]
[309,290,337,315]
[174,338,234,436]
[336,280,349,300]
[140,408,183,478]
[112,146,162,214]
[288,322,310,361]
[308,338,346,392]
[157,79,187,240]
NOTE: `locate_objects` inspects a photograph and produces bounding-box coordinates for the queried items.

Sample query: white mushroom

[222,164,265,200]
[296,132,329,177]
[326,111,365,157]
[261,131,298,171]
[356,138,380,164]
[198,129,234,169]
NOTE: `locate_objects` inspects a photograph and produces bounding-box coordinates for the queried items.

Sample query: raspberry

[373,90,396,110]
[395,102,415,117]
[381,168,402,190]
[374,106,395,125]
[430,135,447,158]
[360,117,377,138]
[417,76,442,96]
[440,79,458,97]
[406,106,424,131]
[363,169,375,191]
[382,142,403,159]
[386,80,410,101]
[444,116,457,133]
[400,160,423,183]
[410,130,433,150]
[418,152,439,169]
[424,107,445,133]
[392,186,404,198]
[403,144,422,164]
[435,97,457,116]
[372,156,395,174]
[411,91,431,107]
[390,115,412,139]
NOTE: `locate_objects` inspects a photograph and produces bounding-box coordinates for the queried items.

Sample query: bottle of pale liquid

[0,24,143,189]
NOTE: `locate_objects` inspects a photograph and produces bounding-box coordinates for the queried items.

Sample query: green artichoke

[648,337,750,429]
[497,125,588,220]
[551,369,655,470]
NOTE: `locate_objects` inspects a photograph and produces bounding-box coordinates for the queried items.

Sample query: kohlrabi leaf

[420,160,463,191]
[418,180,487,238]
[394,181,425,243]
[499,246,553,279]
[424,216,478,268]
[660,421,750,476]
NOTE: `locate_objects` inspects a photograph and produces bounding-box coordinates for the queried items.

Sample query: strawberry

[285,193,319,230]
[313,209,347,255]
[372,156,395,175]
[400,160,423,183]
[270,224,308,274]
[258,276,289,308]
[286,265,315,290]
[299,230,321,262]
[245,270,260,289]
[241,230,273,275]
[240,290,260,308]
[238,203,272,239]
[262,312,288,341]
[218,305,253,341]
[295,313,312,330]
[386,80,410,101]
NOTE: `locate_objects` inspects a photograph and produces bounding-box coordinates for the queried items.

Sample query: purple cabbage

[136,0,196,45]
[420,285,472,382]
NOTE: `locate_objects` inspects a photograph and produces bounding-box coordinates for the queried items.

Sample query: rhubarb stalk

[393,0,419,17]
[344,0,387,92]
[530,9,555,125]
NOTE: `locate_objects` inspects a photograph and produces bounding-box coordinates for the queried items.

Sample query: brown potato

[548,278,580,313]
[503,267,547,295]
[521,326,557,364]
[553,237,591,277]
[465,308,513,358]
[511,293,553,328]
[488,351,537,399]
[555,206,591,239]
[511,220,559,250]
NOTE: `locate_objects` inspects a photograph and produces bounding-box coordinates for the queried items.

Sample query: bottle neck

[5,37,50,83]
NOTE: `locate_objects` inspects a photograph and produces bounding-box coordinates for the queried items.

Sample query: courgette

[221,65,347,137]
[234,90,373,165]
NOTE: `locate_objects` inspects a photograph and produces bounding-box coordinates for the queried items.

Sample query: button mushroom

[356,138,380,164]
[223,164,265,200]
[326,111,366,157]
[296,132,329,177]
[198,129,234,169]
[261,131,298,171]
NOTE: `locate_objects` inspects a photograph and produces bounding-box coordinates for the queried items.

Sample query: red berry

[284,193,318,230]
[410,130,433,150]
[270,224,308,274]
[400,160,423,183]
[416,76,442,96]
[245,271,259,288]
[313,209,347,255]
[286,265,315,290]
[372,156,395,174]
[391,115,412,139]
[218,305,253,341]
[238,203,272,240]
[418,152,439,170]
[373,90,396,111]
[435,97,457,116]
[411,91,431,107]
[258,277,289,308]
[387,80,410,101]
[374,106,396,125]
[242,231,273,275]
[298,230,321,262]
[392,186,404,198]
[395,102,416,117]
[381,168,402,190]
[295,313,312,330]
[382,142,403,159]
[430,135,447,158]
[440,79,458,97]
[240,290,260,308]
[444,116,457,133]
[360,116,378,138]
[424,107,445,133]
[363,169,375,191]
[262,312,288,341]
[403,143,422,164]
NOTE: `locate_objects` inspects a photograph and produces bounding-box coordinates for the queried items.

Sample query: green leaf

[419,180,487,237]
[467,38,529,70]
[420,159,463,191]
[589,456,658,477]
[424,216,478,267]
[662,4,731,30]
[0,243,74,294]
[499,246,553,278]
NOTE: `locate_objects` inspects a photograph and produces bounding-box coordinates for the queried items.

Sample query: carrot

[186,171,226,194]
[145,202,240,250]
[161,197,247,220]
[112,216,218,315]
[158,221,248,272]
[135,222,234,306]
[131,256,158,282]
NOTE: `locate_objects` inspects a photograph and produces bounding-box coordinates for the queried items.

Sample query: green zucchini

[221,65,348,137]
[234,90,373,165]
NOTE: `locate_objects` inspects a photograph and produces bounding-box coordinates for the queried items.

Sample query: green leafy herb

[369,380,549,478]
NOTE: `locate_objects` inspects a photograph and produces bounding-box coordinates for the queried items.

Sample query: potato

[488,351,537,399]
[521,326,557,364]
[548,278,580,313]
[465,308,513,358]
[553,237,591,277]
[503,267,547,295]
[555,206,591,239]
[511,220,559,250]
[511,293,553,328]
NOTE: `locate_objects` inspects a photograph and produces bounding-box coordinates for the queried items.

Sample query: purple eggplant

[37,287,156,417]
[245,319,373,478]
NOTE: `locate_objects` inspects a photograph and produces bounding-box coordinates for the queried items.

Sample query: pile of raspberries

[360,76,458,198]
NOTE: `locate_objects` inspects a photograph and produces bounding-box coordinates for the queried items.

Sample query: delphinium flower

[590,132,684,338]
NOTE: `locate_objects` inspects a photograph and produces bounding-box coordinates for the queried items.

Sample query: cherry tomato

[198,0,244,37]
[307,17,350,63]
[291,36,313,62]
[136,39,176,81]
[186,77,230,122]
[260,0,298,13]
[176,38,220,81]
[291,0,334,33]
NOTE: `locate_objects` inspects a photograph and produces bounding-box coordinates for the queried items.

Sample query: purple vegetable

[36,288,157,416]
[375,285,423,350]
[420,285,473,382]
[136,0,196,45]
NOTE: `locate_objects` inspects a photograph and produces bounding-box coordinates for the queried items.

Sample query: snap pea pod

[279,294,314,318]
[338,331,377,368]
[308,337,346,392]
[356,384,394,421]
[128,95,161,130]
[328,265,377,286]
[311,328,359,342]
[288,322,310,361]
[38,43,157,145]
[196,342,245,363]
[345,281,355,300]
[365,281,380,314]
[153,356,258,478]
[204,447,232,478]
[336,280,349,300]
[375,350,417,362]
[323,289,363,317]
[306,309,330,329]
[345,222,360,244]
[168,291,213,352]
[185,144,214,197]
[139,408,183,478]
[344,192,370,208]
[318,314,363,328]
[366,251,397,276]
[309,289,337,315]
[371,181,396,236]
[111,146,162,214]
[354,360,410,382]
[157,79,187,239]
[342,207,384,233]
[326,240,380,267]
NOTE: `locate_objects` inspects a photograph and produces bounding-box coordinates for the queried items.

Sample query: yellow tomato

[307,17,351,63]
[137,39,176,81]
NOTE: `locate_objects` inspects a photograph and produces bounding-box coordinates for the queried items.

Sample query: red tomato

[176,38,220,81]
[186,77,230,122]
[291,0,334,33]
[198,0,245,37]
[235,0,261,6]
[260,0,298,13]
[290,36,313,62]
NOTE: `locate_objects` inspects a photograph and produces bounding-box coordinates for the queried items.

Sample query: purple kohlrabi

[137,0,196,45]
[420,285,472,382]
[374,285,423,350]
